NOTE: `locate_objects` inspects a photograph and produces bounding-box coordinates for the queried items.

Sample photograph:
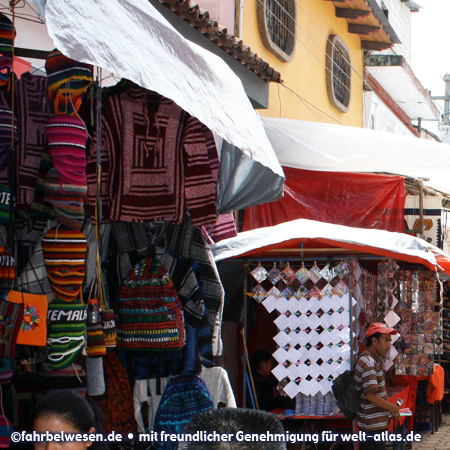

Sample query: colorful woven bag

[117,257,185,351]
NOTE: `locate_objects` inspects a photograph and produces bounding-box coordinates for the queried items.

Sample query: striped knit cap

[0,14,14,53]
[47,296,86,370]
[0,104,17,168]
[41,226,87,302]
[44,168,86,230]
[0,246,14,282]
[0,53,12,87]
[45,49,93,115]
[46,114,88,186]
[153,375,213,450]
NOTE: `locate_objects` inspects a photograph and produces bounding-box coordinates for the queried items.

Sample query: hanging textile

[87,83,217,227]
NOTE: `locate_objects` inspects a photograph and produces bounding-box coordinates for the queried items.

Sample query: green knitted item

[47,296,86,370]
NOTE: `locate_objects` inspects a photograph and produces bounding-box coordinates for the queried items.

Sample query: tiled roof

[159,0,281,83]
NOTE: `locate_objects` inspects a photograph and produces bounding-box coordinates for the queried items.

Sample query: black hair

[366,332,383,347]
[249,350,272,374]
[179,408,286,449]
[34,391,107,450]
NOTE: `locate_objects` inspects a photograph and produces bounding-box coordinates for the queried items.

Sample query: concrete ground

[412,415,450,449]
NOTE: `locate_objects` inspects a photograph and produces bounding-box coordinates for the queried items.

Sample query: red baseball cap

[366,323,398,338]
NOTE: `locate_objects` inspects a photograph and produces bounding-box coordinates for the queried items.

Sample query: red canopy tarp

[244,168,405,232]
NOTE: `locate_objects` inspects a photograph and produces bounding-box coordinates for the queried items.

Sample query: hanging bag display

[117,257,185,351]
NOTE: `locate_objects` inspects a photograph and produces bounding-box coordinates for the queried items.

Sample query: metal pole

[242,259,249,407]
[419,181,424,238]
[347,258,358,450]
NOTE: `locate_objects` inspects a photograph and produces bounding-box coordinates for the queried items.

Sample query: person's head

[34,391,105,450]
[179,408,287,449]
[250,350,274,378]
[365,323,398,358]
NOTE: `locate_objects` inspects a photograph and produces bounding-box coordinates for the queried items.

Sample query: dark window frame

[326,34,352,113]
[257,0,296,62]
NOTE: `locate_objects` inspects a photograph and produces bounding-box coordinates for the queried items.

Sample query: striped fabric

[47,296,86,370]
[0,414,12,448]
[0,104,17,168]
[354,351,390,431]
[16,73,52,207]
[45,49,93,115]
[44,167,86,230]
[46,114,88,185]
[41,226,87,302]
[86,321,106,357]
[43,363,86,396]
[0,299,23,358]
[0,13,14,90]
[117,257,185,351]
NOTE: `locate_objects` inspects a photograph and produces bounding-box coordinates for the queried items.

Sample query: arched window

[326,35,351,112]
[257,0,296,62]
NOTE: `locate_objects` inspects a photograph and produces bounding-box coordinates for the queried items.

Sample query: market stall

[213,218,450,431]
[0,1,286,443]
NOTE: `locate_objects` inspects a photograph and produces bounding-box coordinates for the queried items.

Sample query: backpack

[331,358,361,420]
[153,375,213,450]
[117,257,185,351]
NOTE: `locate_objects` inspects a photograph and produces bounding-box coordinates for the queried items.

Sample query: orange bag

[7,291,48,346]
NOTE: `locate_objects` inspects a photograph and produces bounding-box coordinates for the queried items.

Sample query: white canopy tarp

[211,218,450,275]
[29,0,284,211]
[262,117,450,194]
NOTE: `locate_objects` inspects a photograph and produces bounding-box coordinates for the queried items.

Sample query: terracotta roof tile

[159,0,281,83]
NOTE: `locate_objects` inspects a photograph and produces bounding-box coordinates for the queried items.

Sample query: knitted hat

[0,246,14,281]
[0,53,12,88]
[44,168,86,230]
[0,14,15,53]
[0,298,23,358]
[0,104,17,169]
[45,49,93,115]
[47,296,86,370]
[46,115,88,185]
[153,375,213,450]
[41,226,87,302]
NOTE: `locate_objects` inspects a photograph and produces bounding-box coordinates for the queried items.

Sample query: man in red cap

[354,323,400,449]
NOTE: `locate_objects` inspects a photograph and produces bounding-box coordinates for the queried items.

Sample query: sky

[411,0,450,126]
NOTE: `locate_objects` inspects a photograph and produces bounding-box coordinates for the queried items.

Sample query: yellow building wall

[243,0,364,126]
